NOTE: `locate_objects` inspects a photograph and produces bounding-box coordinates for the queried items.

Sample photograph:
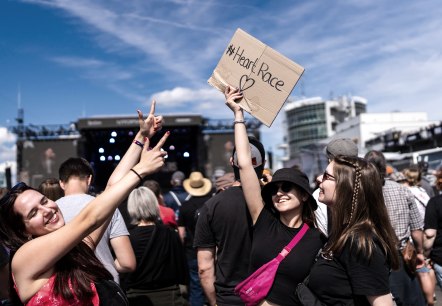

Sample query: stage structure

[12,123,81,188]
[13,114,262,191]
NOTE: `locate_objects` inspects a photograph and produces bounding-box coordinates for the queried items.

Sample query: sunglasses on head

[269,182,295,196]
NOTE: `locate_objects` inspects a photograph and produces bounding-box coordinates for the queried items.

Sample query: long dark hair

[0,183,112,304]
[326,156,399,270]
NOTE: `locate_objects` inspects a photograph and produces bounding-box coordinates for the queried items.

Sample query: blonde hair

[127,187,160,224]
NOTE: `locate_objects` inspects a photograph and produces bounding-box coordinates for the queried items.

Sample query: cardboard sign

[208,28,305,127]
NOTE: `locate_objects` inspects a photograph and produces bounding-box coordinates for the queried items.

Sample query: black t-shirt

[178,194,212,258]
[424,194,442,265]
[193,186,253,305]
[124,224,188,290]
[250,208,324,305]
[308,239,391,305]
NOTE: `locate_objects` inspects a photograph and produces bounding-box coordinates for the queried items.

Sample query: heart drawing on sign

[239,75,255,91]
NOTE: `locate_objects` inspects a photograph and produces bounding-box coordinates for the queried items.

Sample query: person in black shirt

[424,169,442,289]
[194,140,265,305]
[225,86,324,305]
[124,186,188,305]
[297,155,400,305]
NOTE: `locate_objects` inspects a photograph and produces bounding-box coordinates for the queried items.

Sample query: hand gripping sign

[208,28,305,127]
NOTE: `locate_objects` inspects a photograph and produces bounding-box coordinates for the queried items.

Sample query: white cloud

[51,56,133,81]
[51,56,105,68]
[0,127,17,167]
[151,87,220,106]
[12,0,442,156]
[0,128,16,144]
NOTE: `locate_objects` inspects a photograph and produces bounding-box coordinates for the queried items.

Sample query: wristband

[233,120,245,125]
[133,140,144,149]
[130,168,143,183]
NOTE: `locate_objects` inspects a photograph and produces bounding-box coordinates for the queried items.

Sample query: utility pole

[16,88,24,182]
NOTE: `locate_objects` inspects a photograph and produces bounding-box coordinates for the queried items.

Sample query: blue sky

[1,0,442,171]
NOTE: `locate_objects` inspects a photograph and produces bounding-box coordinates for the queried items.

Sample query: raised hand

[137,100,163,138]
[136,131,170,176]
[224,86,243,113]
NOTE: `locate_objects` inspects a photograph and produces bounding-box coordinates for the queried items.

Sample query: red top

[159,205,178,229]
[14,274,99,306]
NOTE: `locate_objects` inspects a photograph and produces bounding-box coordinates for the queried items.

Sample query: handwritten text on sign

[207,28,305,127]
[226,44,285,92]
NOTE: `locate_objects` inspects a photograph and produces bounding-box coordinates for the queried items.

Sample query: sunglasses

[269,182,295,196]
[322,171,336,182]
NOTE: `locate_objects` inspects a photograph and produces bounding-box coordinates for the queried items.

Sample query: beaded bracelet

[133,140,144,149]
[130,168,143,183]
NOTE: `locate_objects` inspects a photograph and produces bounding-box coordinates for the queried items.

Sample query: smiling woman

[224,85,325,305]
[0,101,166,305]
[296,156,400,306]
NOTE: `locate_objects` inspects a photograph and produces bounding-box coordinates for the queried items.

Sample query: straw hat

[183,172,212,197]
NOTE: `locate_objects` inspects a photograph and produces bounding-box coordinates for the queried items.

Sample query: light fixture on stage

[109,138,115,144]
[115,155,121,161]
[100,156,106,161]
[183,152,190,158]
[111,131,117,137]
[99,148,104,153]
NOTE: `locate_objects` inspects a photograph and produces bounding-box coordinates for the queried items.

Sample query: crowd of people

[1,94,442,306]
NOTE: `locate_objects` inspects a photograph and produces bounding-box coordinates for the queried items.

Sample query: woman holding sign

[225,86,324,305]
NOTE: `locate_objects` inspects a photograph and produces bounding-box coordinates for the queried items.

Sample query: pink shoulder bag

[234,223,309,306]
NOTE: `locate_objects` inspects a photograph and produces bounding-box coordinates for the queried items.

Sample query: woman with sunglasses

[296,156,400,305]
[0,101,168,305]
[225,86,324,305]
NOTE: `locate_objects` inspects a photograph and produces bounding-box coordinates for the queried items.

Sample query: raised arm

[88,100,163,247]
[107,100,163,187]
[12,132,169,290]
[224,86,263,224]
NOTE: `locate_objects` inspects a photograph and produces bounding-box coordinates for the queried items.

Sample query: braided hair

[324,156,399,269]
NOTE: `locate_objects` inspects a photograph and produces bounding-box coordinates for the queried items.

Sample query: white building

[280,95,437,183]
[284,95,367,158]
[333,112,436,155]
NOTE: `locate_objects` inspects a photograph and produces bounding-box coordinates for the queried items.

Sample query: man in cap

[194,137,265,306]
[163,170,190,219]
[314,138,358,236]
[178,172,213,306]
[365,150,426,306]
